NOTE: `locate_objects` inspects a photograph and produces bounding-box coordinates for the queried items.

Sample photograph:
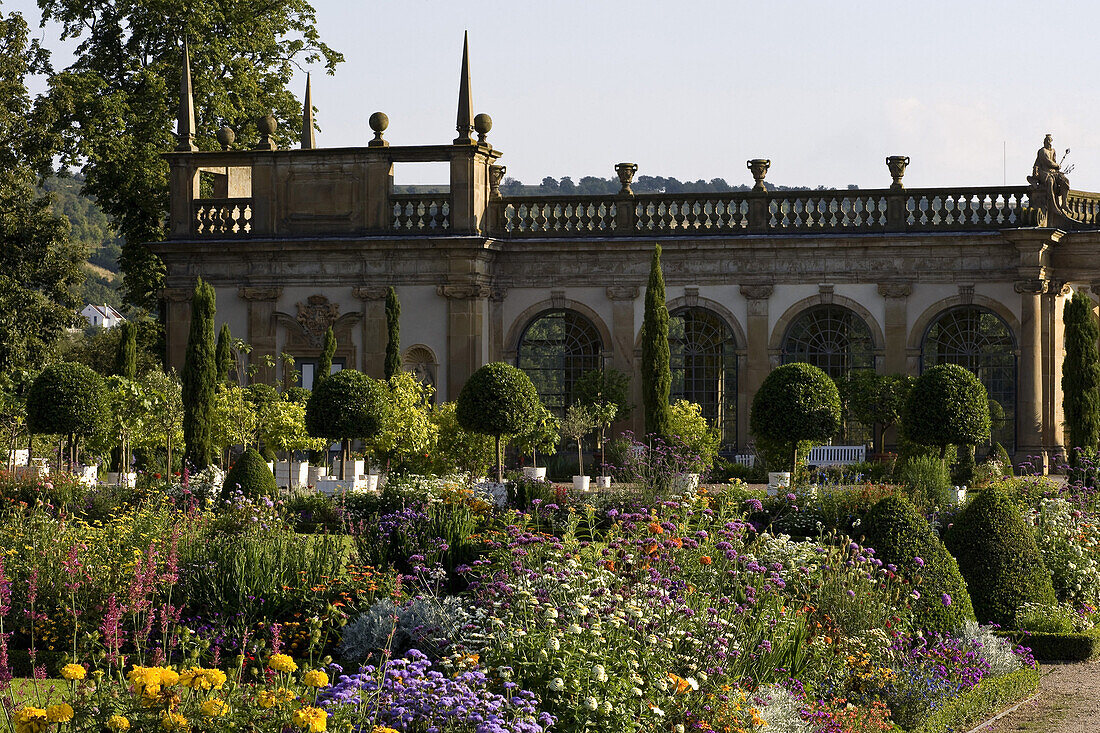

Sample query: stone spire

[301,73,315,149]
[453,31,474,145]
[176,38,197,151]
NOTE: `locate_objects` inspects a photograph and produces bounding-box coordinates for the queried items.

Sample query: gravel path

[982,661,1100,732]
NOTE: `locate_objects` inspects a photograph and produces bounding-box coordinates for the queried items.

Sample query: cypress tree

[182,278,217,469]
[385,286,401,380]
[1062,291,1100,462]
[641,244,671,440]
[215,323,233,384]
[317,326,336,385]
[114,321,137,379]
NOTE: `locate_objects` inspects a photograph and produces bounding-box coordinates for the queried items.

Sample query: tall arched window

[921,306,1016,452]
[669,307,738,449]
[782,305,876,444]
[516,310,604,415]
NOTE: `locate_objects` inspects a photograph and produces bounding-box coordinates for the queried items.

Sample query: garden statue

[1029,134,1072,212]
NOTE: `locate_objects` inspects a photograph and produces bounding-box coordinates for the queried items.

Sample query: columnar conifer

[318,327,336,385]
[182,278,216,469]
[1062,291,1100,462]
[114,321,137,379]
[215,323,233,384]
[385,286,401,380]
[641,244,671,440]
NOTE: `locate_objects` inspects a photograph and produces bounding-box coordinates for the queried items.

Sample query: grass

[1,678,67,724]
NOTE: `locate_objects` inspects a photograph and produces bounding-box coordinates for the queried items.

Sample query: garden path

[983,660,1100,732]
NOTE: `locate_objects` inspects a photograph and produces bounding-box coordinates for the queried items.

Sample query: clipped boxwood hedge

[221,447,277,500]
[996,627,1100,662]
[908,666,1040,733]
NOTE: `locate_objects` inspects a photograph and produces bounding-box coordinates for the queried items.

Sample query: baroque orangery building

[159,40,1100,469]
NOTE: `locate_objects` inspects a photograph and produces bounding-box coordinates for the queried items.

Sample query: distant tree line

[498,175,850,196]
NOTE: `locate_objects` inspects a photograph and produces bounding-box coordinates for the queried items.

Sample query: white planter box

[8,449,28,467]
[275,461,309,488]
[334,460,365,478]
[357,473,381,493]
[77,464,98,487]
[767,472,791,498]
[105,472,137,488]
[671,473,700,492]
[473,480,508,506]
[573,475,590,492]
[797,484,819,500]
[16,459,49,479]
[595,476,612,489]
[308,465,328,485]
[522,466,548,480]
[952,486,967,504]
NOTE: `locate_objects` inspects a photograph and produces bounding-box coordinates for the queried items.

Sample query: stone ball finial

[254,113,278,151]
[474,113,492,144]
[368,112,390,147]
[216,125,236,151]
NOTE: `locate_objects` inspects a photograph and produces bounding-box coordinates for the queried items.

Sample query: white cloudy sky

[11,0,1100,190]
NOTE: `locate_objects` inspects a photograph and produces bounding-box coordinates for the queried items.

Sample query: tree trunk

[577,440,584,478]
[495,434,503,483]
[166,432,173,476]
[340,439,349,480]
[791,445,798,479]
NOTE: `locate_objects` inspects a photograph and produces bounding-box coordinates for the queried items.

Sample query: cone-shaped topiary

[862,496,974,633]
[221,447,277,500]
[945,487,1056,627]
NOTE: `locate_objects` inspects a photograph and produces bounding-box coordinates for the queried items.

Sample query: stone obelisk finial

[176,38,197,151]
[453,31,474,145]
[301,73,315,149]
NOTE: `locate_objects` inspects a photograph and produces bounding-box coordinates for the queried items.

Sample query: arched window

[669,307,737,449]
[516,310,604,415]
[922,306,1016,452]
[782,305,876,444]
[402,345,439,404]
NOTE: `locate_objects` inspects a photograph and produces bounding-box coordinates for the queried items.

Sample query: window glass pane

[669,307,737,449]
[516,310,603,416]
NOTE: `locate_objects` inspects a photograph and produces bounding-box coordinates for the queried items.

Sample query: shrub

[220,447,277,500]
[896,455,952,509]
[456,362,539,482]
[862,496,974,632]
[903,364,991,459]
[750,362,841,471]
[667,400,721,473]
[27,362,105,464]
[430,402,495,477]
[945,487,1057,627]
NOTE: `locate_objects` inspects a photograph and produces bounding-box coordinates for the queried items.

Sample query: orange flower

[647,522,664,535]
[699,556,713,565]
[645,543,660,556]
[603,560,616,571]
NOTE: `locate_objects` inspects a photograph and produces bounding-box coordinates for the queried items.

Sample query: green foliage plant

[384,286,401,380]
[455,362,539,482]
[848,371,915,454]
[431,402,495,478]
[641,244,671,441]
[903,364,991,460]
[896,454,953,510]
[317,326,336,386]
[559,404,596,478]
[220,446,277,500]
[750,362,841,472]
[27,361,105,467]
[132,369,182,475]
[305,369,388,479]
[370,371,437,471]
[945,486,1057,626]
[574,368,633,421]
[181,278,216,469]
[257,398,326,461]
[861,496,975,633]
[1062,291,1100,462]
[511,402,560,469]
[667,400,721,473]
[114,321,137,379]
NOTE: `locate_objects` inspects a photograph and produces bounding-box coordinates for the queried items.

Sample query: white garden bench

[733,454,755,468]
[805,445,866,467]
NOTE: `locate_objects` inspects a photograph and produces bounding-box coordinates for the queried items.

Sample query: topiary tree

[384,286,401,380]
[559,404,596,478]
[848,371,915,454]
[182,278,217,469]
[221,446,277,500]
[282,386,311,406]
[456,362,539,482]
[641,244,671,441]
[305,369,388,479]
[114,321,137,379]
[862,496,975,633]
[215,323,233,384]
[944,486,1057,627]
[1062,291,1100,463]
[750,362,841,472]
[902,364,990,460]
[27,362,105,468]
[317,327,336,386]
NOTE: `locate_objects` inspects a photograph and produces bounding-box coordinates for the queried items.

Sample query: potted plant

[559,404,596,492]
[666,400,720,491]
[514,403,560,480]
[588,401,618,488]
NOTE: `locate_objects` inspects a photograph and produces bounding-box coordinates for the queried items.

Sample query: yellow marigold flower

[60,663,86,680]
[291,706,328,732]
[160,711,189,730]
[106,715,131,731]
[46,704,74,723]
[371,728,400,733]
[158,668,180,687]
[269,653,298,673]
[180,666,227,690]
[200,699,229,718]
[257,687,296,708]
[302,669,329,687]
[13,707,48,733]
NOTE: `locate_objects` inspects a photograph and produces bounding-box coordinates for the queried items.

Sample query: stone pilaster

[238,286,282,384]
[740,283,773,450]
[877,282,912,375]
[353,286,389,377]
[1044,282,1072,462]
[1016,278,1047,469]
[606,285,640,435]
[488,285,508,362]
[438,283,489,401]
[162,287,194,373]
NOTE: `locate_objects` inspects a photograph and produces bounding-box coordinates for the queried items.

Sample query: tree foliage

[221,446,276,500]
[512,403,561,467]
[369,371,436,469]
[385,286,401,380]
[641,245,671,440]
[667,400,721,473]
[574,368,633,422]
[182,278,216,468]
[750,363,841,471]
[1062,292,1100,461]
[27,361,105,441]
[305,369,387,478]
[114,321,138,378]
[40,0,343,308]
[430,402,495,478]
[456,362,539,482]
[903,364,991,459]
[846,371,915,454]
[133,368,182,474]
[215,323,233,384]
[317,326,336,386]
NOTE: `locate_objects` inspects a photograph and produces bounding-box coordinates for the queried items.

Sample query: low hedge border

[907,666,1040,733]
[995,627,1100,662]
